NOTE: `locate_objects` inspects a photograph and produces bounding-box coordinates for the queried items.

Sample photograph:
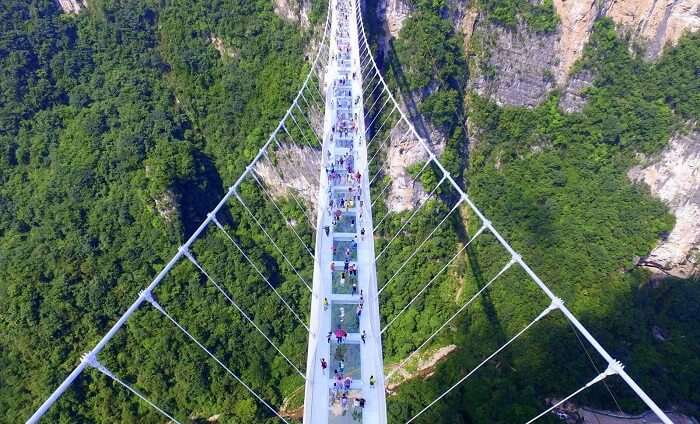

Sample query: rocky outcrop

[274,0,311,28]
[153,190,179,223]
[386,344,458,390]
[461,0,699,109]
[558,69,594,113]
[550,400,698,423]
[383,121,446,213]
[210,35,238,59]
[628,129,700,279]
[470,22,559,107]
[56,0,86,14]
[376,0,414,38]
[255,143,321,213]
[606,0,700,59]
[552,0,600,85]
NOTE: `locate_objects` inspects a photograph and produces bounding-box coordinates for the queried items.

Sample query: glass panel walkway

[303,0,388,422]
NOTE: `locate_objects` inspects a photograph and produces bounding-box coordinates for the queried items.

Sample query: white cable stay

[380,223,488,334]
[143,292,291,424]
[235,190,313,292]
[368,126,412,185]
[371,157,434,231]
[287,110,317,149]
[366,106,399,147]
[83,353,182,424]
[276,126,320,228]
[367,120,409,169]
[262,146,317,228]
[295,101,324,144]
[386,257,516,381]
[181,246,307,378]
[209,213,309,331]
[405,300,562,424]
[25,3,332,421]
[249,170,315,258]
[365,97,393,130]
[377,197,466,295]
[375,174,446,259]
[524,362,620,424]
[354,2,673,421]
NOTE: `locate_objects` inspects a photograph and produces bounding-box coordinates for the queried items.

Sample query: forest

[1,0,699,422]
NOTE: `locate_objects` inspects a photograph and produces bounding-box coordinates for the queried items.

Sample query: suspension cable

[287,110,316,149]
[181,247,307,378]
[378,198,465,295]
[83,353,181,424]
[208,213,309,331]
[524,363,619,424]
[405,300,561,424]
[297,96,324,144]
[249,171,315,258]
[356,1,672,422]
[366,107,399,148]
[371,157,433,232]
[367,121,407,169]
[234,191,313,292]
[566,318,624,414]
[375,175,446,259]
[143,292,292,423]
[381,223,488,334]
[262,147,316,228]
[386,257,516,380]
[368,127,412,186]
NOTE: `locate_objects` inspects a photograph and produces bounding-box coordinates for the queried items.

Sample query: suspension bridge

[26,0,675,423]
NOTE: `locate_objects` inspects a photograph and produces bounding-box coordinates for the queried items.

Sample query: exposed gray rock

[629,128,700,278]
[56,0,86,14]
[470,22,559,108]
[376,0,414,39]
[559,69,594,113]
[384,121,445,213]
[606,0,700,60]
[153,190,179,223]
[210,35,238,59]
[255,143,321,214]
[274,0,311,28]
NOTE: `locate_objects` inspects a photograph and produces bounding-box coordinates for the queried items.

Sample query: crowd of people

[317,0,379,420]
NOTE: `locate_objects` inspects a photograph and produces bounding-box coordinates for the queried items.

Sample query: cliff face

[629,129,700,279]
[56,0,86,14]
[274,0,311,28]
[375,0,699,278]
[462,0,700,108]
[606,0,700,59]
[470,22,559,107]
[376,0,414,38]
[255,143,322,214]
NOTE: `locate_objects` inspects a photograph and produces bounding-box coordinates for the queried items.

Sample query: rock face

[153,190,179,223]
[470,23,559,107]
[56,0,86,14]
[386,344,458,390]
[210,35,238,59]
[255,143,321,214]
[628,129,700,278]
[606,0,700,59]
[558,69,594,113]
[376,0,414,38]
[274,0,311,28]
[462,0,700,109]
[552,0,600,85]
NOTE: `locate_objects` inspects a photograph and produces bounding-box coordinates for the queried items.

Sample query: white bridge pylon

[302,0,387,422]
